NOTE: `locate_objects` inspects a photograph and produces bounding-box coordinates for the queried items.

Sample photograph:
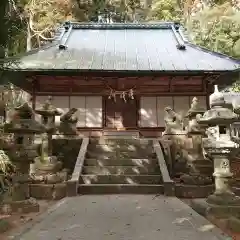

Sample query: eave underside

[2,70,238,95]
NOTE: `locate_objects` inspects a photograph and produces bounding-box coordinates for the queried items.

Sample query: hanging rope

[104,83,136,102]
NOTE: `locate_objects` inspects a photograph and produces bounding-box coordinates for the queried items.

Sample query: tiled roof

[4,22,240,72]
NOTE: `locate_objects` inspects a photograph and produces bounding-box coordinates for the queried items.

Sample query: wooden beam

[31,77,36,111]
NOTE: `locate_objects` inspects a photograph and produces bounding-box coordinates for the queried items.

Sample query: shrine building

[2,21,240,137]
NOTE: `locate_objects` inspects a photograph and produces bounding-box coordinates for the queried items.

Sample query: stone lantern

[35,96,62,156]
[197,85,240,205]
[180,97,213,187]
[1,101,45,213]
[31,97,68,199]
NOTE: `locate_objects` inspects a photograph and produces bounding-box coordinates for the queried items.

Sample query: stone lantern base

[190,198,240,223]
[0,176,39,214]
[28,156,68,200]
[29,183,67,200]
[207,192,240,206]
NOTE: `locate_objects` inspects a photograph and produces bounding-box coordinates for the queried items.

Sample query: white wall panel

[140,97,157,127]
[70,96,86,127]
[86,96,102,127]
[51,96,69,124]
[173,96,190,119]
[190,96,207,110]
[157,97,173,127]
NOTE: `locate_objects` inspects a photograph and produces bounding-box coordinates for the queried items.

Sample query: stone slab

[8,195,228,240]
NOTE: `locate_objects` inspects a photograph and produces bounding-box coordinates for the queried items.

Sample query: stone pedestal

[0,175,39,214]
[206,153,240,206]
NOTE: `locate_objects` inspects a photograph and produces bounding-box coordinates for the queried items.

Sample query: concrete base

[29,183,66,200]
[175,184,214,198]
[0,198,39,214]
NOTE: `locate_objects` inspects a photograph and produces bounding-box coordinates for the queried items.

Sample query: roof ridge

[69,21,176,29]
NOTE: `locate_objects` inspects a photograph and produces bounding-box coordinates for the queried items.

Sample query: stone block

[175,184,214,198]
[0,198,39,214]
[29,183,66,200]
[164,181,175,196]
[52,183,66,200]
[66,180,78,197]
[30,184,54,199]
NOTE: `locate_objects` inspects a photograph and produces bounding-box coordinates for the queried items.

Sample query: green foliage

[188,2,240,58]
[148,0,182,21]
[0,150,13,175]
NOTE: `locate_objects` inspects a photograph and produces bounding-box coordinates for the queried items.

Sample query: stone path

[9,195,229,240]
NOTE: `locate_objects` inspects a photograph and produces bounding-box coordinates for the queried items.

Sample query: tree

[187,2,240,58]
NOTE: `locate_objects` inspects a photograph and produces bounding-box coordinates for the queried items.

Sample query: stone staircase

[78,138,164,194]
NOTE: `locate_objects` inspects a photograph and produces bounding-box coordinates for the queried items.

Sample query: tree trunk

[0,0,8,59]
[26,22,32,52]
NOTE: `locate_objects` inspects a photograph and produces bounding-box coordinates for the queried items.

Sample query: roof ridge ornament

[58,21,72,50]
[171,23,186,50]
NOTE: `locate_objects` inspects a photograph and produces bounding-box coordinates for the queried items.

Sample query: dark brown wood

[31,75,206,94]
[105,96,137,129]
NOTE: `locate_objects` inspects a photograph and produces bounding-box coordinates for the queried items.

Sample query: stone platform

[9,195,228,240]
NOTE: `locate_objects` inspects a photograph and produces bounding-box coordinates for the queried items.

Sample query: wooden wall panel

[140,97,157,127]
[86,96,102,127]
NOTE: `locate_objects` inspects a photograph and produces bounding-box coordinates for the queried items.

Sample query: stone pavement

[9,195,230,240]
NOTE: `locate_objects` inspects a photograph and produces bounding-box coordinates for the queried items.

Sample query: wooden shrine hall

[2,21,240,137]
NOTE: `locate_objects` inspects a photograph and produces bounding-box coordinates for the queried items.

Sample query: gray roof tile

[4,22,240,72]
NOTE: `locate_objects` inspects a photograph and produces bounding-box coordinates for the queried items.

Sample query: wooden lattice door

[105,96,137,129]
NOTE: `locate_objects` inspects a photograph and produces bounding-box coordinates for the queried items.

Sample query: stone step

[90,138,151,146]
[87,144,153,153]
[84,158,159,167]
[82,166,160,175]
[86,151,154,159]
[86,151,116,159]
[79,174,162,184]
[78,184,164,194]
